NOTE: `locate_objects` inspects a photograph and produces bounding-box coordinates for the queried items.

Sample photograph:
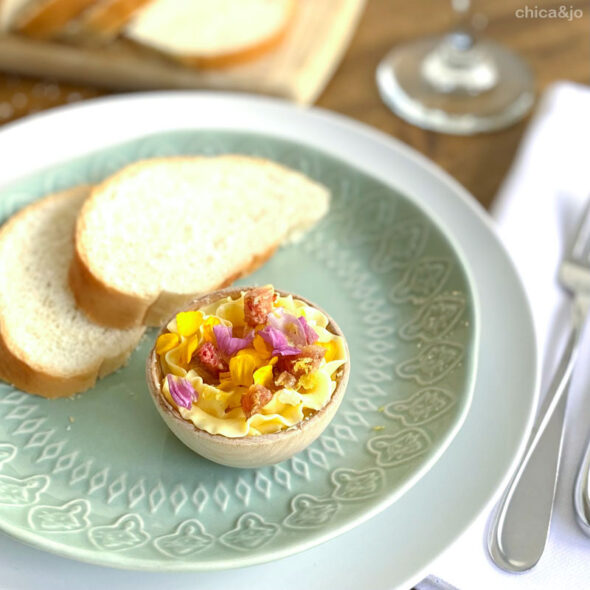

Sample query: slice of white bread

[0,185,145,398]
[12,0,98,39]
[124,0,294,68]
[70,155,330,329]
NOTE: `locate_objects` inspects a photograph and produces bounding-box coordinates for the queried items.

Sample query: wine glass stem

[451,0,474,35]
[421,0,498,95]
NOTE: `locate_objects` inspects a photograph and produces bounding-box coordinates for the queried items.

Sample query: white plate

[0,92,539,590]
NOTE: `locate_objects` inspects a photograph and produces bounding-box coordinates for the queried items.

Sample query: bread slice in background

[0,0,30,30]
[61,0,152,44]
[12,0,98,39]
[70,155,330,329]
[124,0,294,68]
[0,185,145,398]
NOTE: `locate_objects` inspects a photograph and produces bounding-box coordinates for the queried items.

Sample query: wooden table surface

[0,0,588,209]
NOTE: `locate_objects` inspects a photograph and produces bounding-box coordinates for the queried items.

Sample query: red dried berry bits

[244,286,274,327]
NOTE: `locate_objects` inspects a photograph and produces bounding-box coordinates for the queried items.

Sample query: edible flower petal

[253,364,274,388]
[176,311,203,337]
[201,316,221,342]
[184,334,200,364]
[156,333,179,355]
[213,324,254,358]
[267,309,302,344]
[252,334,272,359]
[297,315,318,345]
[166,374,197,409]
[259,326,300,357]
[229,353,259,387]
[267,308,317,346]
[318,340,338,363]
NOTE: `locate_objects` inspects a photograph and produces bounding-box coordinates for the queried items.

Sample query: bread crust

[0,328,135,398]
[15,0,98,39]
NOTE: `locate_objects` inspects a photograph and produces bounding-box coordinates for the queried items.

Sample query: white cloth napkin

[430,81,590,589]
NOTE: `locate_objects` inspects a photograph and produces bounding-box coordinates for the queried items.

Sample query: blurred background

[0,0,587,209]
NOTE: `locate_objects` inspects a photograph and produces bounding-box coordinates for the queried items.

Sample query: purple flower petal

[167,374,197,409]
[213,324,254,358]
[259,326,301,357]
[297,315,318,344]
[259,324,287,348]
[266,308,290,331]
[267,309,308,346]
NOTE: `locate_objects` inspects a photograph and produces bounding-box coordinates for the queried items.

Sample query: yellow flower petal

[201,316,222,342]
[156,333,179,355]
[237,348,268,367]
[253,364,274,388]
[253,334,272,359]
[229,354,258,387]
[176,311,203,337]
[184,335,200,364]
[318,340,338,363]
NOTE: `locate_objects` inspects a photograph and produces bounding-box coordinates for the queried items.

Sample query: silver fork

[487,197,590,572]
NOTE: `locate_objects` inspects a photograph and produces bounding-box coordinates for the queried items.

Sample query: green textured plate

[0,130,478,571]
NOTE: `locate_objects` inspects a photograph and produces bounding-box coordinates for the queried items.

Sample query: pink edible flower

[267,308,318,347]
[213,324,254,358]
[259,325,301,357]
[166,374,198,409]
[297,315,319,345]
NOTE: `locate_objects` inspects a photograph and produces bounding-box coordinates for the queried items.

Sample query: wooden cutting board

[0,0,366,105]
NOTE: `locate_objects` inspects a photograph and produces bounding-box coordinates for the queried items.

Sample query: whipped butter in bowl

[146,285,350,468]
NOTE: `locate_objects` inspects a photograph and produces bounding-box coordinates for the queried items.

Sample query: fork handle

[487,324,581,572]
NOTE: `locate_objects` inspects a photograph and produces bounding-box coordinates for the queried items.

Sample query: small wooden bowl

[146,287,350,468]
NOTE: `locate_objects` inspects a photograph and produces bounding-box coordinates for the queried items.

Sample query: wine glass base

[376,37,535,135]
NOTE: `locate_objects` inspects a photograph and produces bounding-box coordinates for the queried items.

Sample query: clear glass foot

[376,35,535,135]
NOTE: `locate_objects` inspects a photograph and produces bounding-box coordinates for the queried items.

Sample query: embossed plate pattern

[0,130,478,570]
